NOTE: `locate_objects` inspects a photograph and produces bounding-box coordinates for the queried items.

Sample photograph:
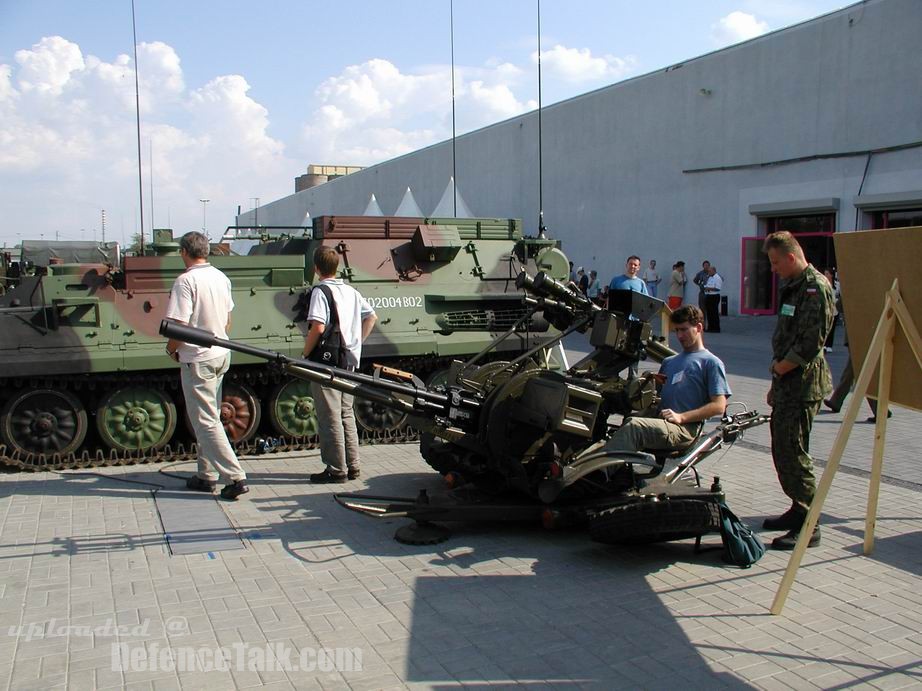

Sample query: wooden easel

[771,279,922,614]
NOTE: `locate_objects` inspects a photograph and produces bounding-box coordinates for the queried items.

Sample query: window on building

[870,208,922,229]
[765,214,835,234]
[763,213,836,271]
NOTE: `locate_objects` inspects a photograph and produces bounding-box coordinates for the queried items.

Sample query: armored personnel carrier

[0,217,567,470]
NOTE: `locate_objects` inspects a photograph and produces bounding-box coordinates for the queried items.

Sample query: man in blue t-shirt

[608,255,649,300]
[605,304,731,454]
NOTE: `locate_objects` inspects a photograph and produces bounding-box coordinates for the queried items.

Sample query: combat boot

[762,504,806,531]
[772,525,821,550]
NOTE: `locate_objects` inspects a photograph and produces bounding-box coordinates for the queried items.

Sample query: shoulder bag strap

[316,283,341,330]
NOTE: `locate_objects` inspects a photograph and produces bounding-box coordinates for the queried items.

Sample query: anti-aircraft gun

[160,270,769,546]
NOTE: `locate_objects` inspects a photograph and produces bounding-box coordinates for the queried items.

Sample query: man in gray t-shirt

[605,304,730,454]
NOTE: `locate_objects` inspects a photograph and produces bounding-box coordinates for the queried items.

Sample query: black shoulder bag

[308,284,348,368]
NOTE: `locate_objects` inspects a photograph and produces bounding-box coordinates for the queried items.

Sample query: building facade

[237,0,922,315]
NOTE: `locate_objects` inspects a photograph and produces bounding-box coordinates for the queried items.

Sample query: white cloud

[533,44,636,83]
[0,34,630,240]
[0,36,293,241]
[300,58,536,165]
[712,11,770,46]
[15,36,85,95]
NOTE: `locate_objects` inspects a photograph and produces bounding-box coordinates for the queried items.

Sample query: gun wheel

[96,386,177,452]
[1,388,88,456]
[353,399,408,434]
[268,380,319,438]
[589,498,720,545]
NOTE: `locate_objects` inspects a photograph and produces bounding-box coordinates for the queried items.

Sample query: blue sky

[0,0,852,247]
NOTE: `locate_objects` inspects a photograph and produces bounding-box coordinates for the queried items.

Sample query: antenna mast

[450,0,458,217]
[131,0,145,254]
[536,0,547,238]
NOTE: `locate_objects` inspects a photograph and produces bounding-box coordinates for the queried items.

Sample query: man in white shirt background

[642,259,661,298]
[703,265,723,333]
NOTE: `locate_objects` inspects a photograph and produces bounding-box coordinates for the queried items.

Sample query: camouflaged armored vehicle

[0,217,568,469]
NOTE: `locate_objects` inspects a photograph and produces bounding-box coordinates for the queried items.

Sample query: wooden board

[835,226,922,412]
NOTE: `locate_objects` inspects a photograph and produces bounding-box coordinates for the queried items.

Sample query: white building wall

[238,0,922,313]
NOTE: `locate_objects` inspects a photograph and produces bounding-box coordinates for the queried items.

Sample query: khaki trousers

[181,353,246,483]
[604,416,701,454]
[311,382,360,475]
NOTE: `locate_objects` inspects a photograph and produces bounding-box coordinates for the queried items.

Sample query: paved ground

[1,316,921,690]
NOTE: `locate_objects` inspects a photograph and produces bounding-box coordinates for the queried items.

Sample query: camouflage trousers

[769,397,822,511]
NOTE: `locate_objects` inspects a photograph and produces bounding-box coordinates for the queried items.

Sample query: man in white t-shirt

[642,259,661,298]
[302,246,377,483]
[165,231,248,500]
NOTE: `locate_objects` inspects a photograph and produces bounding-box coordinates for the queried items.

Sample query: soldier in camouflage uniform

[762,231,834,550]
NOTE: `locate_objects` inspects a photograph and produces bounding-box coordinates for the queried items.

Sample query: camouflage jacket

[771,264,834,401]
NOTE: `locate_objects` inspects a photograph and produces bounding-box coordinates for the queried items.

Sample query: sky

[0,0,854,248]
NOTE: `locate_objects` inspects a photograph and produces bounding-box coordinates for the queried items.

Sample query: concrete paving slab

[0,315,921,688]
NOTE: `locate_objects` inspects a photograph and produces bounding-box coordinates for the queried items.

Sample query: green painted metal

[0,217,569,462]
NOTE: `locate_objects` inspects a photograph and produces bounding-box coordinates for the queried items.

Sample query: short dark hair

[627,255,641,263]
[313,246,339,276]
[180,231,210,259]
[675,261,685,267]
[763,231,804,257]
[670,304,704,326]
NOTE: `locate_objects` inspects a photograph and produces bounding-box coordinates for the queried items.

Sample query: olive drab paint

[0,217,569,467]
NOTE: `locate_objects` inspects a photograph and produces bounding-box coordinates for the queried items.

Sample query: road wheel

[1,389,88,456]
[268,379,318,438]
[219,383,261,443]
[96,386,177,452]
[589,498,721,545]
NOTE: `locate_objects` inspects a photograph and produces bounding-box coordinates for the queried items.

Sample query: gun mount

[160,270,769,547]
[161,270,672,499]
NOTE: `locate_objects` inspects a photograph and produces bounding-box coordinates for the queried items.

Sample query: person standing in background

[668,261,686,310]
[609,255,648,299]
[587,270,602,304]
[693,260,711,330]
[703,266,723,333]
[642,259,661,298]
[823,268,838,352]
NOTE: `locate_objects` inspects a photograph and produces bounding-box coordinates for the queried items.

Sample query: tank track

[0,361,432,473]
[0,427,421,472]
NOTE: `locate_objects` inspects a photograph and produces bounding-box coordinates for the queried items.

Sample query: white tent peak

[394,187,424,217]
[431,177,473,218]
[362,194,384,217]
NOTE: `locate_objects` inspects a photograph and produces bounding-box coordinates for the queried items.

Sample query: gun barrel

[161,320,288,363]
[159,320,472,411]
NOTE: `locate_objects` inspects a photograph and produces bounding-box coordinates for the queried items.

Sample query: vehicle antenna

[131,0,145,254]
[536,0,547,239]
[450,0,458,217]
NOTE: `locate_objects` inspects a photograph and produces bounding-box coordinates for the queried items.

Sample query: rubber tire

[589,498,721,545]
